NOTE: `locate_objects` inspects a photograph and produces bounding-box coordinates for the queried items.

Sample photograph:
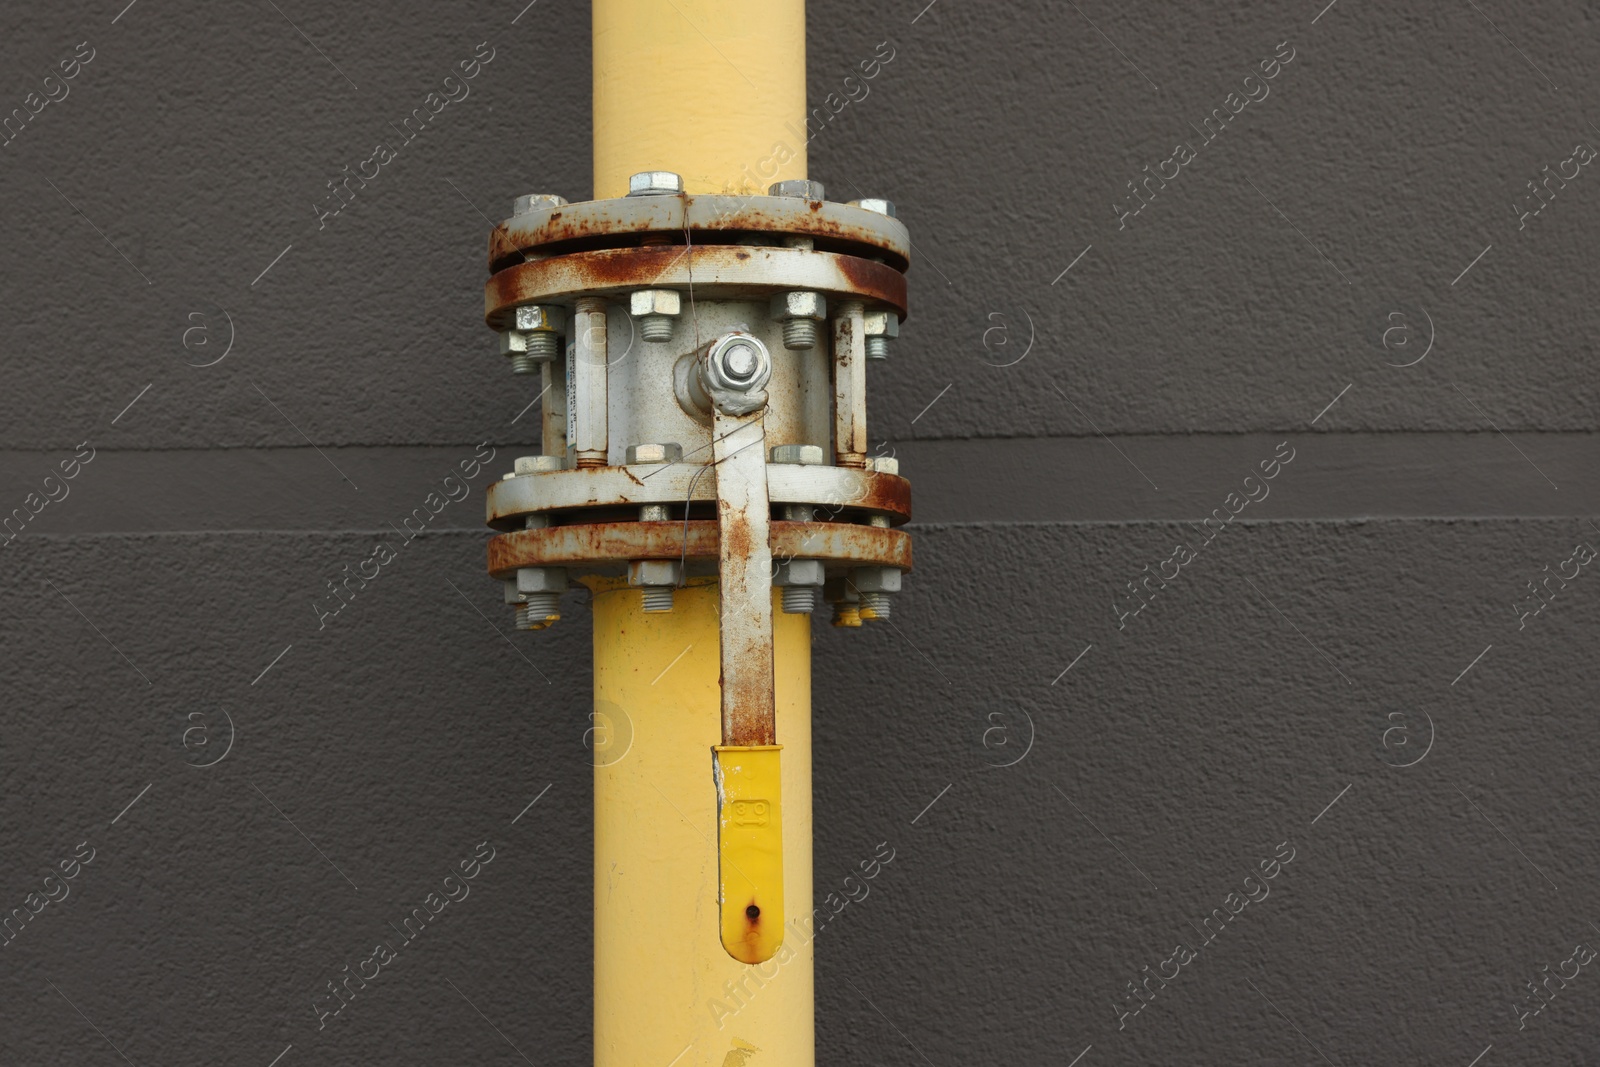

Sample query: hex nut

[770,444,824,465]
[513,455,564,475]
[768,179,826,200]
[868,456,900,475]
[699,335,772,411]
[628,290,682,318]
[775,559,826,588]
[628,559,683,587]
[514,305,566,333]
[849,198,897,218]
[625,443,683,465]
[499,331,529,356]
[863,310,900,339]
[628,171,684,197]
[512,193,569,216]
[517,567,570,594]
[851,567,902,594]
[771,291,827,321]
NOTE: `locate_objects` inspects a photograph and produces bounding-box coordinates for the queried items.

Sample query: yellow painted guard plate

[713,744,784,964]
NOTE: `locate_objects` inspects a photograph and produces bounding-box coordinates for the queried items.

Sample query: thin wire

[678,461,712,583]
[677,423,764,581]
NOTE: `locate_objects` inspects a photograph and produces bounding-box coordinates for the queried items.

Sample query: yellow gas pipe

[592,1,808,200]
[589,3,815,1065]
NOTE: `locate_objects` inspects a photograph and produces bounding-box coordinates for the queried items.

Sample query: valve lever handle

[708,383,784,964]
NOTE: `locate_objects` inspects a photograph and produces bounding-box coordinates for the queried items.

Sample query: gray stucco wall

[2,0,1596,1064]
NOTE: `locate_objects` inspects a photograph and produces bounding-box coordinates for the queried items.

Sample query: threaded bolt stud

[781,586,817,614]
[858,591,893,621]
[866,336,891,361]
[516,593,561,630]
[639,316,674,343]
[783,319,818,350]
[525,333,559,361]
[832,603,863,628]
[510,352,538,375]
[641,587,675,613]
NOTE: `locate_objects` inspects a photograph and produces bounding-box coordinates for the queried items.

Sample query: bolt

[868,514,892,528]
[768,179,826,200]
[512,193,568,216]
[507,568,568,631]
[775,559,825,615]
[863,310,899,361]
[851,567,901,622]
[858,591,892,620]
[722,341,760,381]
[503,305,566,374]
[770,291,827,350]
[629,559,683,613]
[499,332,536,375]
[782,505,814,522]
[849,198,897,218]
[627,171,684,197]
[625,443,683,465]
[705,334,772,396]
[824,577,862,629]
[629,289,682,343]
[640,504,671,522]
[770,444,824,465]
[515,595,561,630]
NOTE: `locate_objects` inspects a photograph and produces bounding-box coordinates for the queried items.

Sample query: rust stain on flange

[486,520,912,579]
[484,246,907,329]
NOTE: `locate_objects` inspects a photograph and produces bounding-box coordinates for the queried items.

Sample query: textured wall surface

[1,1,1596,1065]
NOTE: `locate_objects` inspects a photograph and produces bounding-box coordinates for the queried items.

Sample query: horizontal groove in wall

[0,433,1589,537]
[899,433,1594,524]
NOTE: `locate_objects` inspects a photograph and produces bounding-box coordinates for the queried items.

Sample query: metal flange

[486,520,912,578]
[488,193,911,272]
[485,245,906,330]
[485,463,911,530]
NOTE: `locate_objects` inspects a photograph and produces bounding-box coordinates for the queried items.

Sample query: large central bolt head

[706,333,772,394]
[696,332,773,416]
[721,341,760,382]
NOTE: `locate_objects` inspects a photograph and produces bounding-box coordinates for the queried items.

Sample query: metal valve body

[482,178,912,631]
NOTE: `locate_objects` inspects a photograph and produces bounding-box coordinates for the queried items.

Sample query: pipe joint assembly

[481,176,913,629]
